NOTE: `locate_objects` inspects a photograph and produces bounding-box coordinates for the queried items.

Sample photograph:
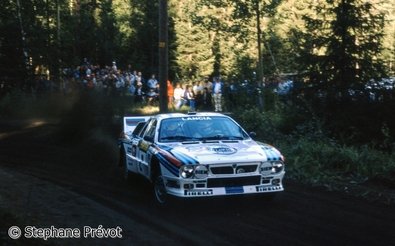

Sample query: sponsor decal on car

[208,145,237,155]
[184,190,213,196]
[256,186,283,192]
[138,140,150,152]
[181,116,212,121]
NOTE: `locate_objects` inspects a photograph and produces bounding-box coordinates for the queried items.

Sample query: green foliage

[171,0,214,79]
[282,136,395,187]
[233,99,395,189]
[295,0,388,98]
[233,107,283,143]
[2,0,394,84]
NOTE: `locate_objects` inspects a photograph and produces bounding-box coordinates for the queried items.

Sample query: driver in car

[160,121,183,140]
[193,120,217,138]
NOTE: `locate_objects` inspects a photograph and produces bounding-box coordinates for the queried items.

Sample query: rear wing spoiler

[123,116,150,135]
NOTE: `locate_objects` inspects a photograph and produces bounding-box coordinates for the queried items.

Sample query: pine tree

[296,0,387,100]
[171,0,213,80]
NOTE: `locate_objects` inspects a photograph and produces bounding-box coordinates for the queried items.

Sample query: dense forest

[1,0,394,82]
[1,0,395,138]
[1,0,395,192]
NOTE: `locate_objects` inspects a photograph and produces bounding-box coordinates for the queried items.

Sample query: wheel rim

[154,175,167,204]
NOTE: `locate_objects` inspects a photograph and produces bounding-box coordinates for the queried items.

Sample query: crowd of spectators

[54,59,232,112]
[29,59,274,112]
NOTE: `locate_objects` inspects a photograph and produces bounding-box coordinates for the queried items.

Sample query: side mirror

[249,132,257,138]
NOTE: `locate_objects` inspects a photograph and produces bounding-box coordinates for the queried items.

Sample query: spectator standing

[134,80,144,103]
[204,78,213,93]
[112,61,118,72]
[186,85,196,111]
[146,74,158,105]
[167,80,174,109]
[212,77,224,112]
[192,82,199,95]
[196,81,204,95]
[136,71,144,84]
[128,70,137,95]
[125,72,135,95]
[174,83,185,110]
[114,70,125,96]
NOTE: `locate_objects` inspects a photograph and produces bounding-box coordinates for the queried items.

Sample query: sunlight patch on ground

[0,119,50,140]
[131,105,160,115]
[25,120,47,129]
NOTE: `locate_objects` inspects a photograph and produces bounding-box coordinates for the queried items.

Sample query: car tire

[120,148,131,181]
[153,174,168,205]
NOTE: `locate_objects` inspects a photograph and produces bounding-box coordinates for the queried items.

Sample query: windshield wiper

[199,135,244,141]
[160,135,198,142]
[223,136,244,140]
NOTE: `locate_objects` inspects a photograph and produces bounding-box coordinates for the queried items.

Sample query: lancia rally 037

[118,112,285,204]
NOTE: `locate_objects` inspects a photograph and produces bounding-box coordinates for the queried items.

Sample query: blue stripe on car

[261,147,281,161]
[171,149,198,165]
[157,145,199,165]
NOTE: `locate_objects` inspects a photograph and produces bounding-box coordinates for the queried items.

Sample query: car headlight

[180,165,194,179]
[260,161,284,175]
[194,165,208,179]
[179,165,208,179]
[272,161,284,173]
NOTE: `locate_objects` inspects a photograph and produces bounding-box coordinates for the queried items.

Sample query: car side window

[138,121,149,138]
[132,121,147,137]
[143,119,157,142]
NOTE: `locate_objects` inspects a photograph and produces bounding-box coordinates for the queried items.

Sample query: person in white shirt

[173,83,185,110]
[147,74,158,105]
[212,77,223,112]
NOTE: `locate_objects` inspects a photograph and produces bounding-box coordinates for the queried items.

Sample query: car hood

[161,140,283,165]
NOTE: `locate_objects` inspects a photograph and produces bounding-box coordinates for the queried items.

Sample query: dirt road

[0,119,394,246]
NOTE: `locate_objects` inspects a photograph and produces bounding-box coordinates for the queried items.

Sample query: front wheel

[120,147,132,182]
[153,174,168,205]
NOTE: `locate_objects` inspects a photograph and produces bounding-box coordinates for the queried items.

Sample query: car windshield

[158,116,250,142]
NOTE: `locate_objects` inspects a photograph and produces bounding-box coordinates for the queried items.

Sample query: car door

[128,121,148,173]
[136,119,157,178]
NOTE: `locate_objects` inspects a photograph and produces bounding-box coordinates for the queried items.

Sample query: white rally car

[119,112,285,204]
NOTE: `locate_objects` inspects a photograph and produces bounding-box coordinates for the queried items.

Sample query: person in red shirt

[167,80,174,109]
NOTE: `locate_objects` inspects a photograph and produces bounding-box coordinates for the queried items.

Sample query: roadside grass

[235,107,395,204]
[280,137,395,186]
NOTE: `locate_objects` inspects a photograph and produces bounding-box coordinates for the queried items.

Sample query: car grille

[209,164,258,175]
[210,166,233,174]
[207,176,261,188]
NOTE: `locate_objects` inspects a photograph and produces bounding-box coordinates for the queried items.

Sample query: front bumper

[163,172,285,198]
